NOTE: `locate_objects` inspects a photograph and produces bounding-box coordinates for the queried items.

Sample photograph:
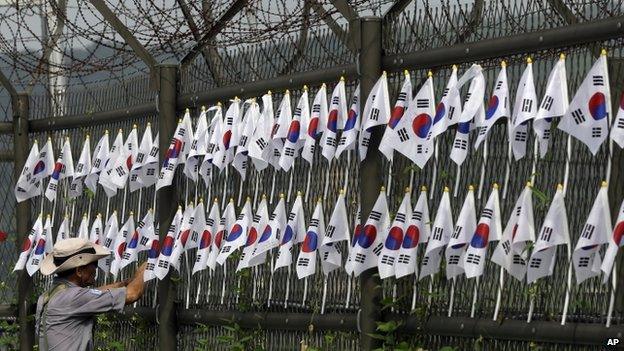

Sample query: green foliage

[213,319,265,351]
[0,319,19,349]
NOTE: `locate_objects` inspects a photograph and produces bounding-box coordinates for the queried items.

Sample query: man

[36,238,148,351]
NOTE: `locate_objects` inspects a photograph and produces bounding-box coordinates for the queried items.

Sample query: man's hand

[125,262,148,304]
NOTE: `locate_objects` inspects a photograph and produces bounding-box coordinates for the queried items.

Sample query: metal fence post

[357,16,383,351]
[157,64,179,351]
[14,92,34,350]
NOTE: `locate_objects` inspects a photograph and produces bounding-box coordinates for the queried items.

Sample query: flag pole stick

[345,274,352,308]
[195,273,202,304]
[408,167,415,190]
[493,267,505,321]
[411,274,418,311]
[447,277,456,317]
[527,283,535,323]
[561,244,573,325]
[302,277,308,307]
[323,161,331,200]
[502,144,512,200]
[477,140,488,200]
[344,151,351,192]
[287,163,295,202]
[321,275,329,314]
[529,139,539,185]
[137,188,143,221]
[237,174,244,207]
[236,275,242,305]
[470,277,479,318]
[251,266,258,303]
[385,160,392,198]
[267,254,274,307]
[220,262,227,305]
[606,263,617,328]
[284,266,291,308]
[427,276,433,305]
[206,270,212,303]
[391,280,397,313]
[562,135,572,196]
[304,163,313,203]
[269,170,277,204]
[429,141,439,200]
[185,252,191,309]
[453,164,461,198]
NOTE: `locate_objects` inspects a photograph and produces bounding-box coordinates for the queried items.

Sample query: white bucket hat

[40,238,110,275]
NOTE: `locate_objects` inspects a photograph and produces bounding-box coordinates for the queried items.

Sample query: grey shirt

[35,278,127,351]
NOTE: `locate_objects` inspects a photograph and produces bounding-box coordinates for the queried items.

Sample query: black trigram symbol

[501,240,511,255]
[514,130,527,142]
[432,227,443,241]
[522,99,533,113]
[114,166,125,177]
[93,159,102,168]
[273,149,280,158]
[541,95,554,111]
[464,92,472,103]
[269,213,276,221]
[512,255,525,265]
[397,92,407,102]
[219,217,226,225]
[572,109,586,124]
[237,213,245,220]
[338,137,347,146]
[369,211,382,221]
[325,137,337,147]
[442,88,449,97]
[380,255,394,265]
[515,206,522,216]
[466,253,480,265]
[578,256,590,268]
[448,255,460,265]
[76,164,85,173]
[355,253,366,263]
[32,258,40,265]
[288,212,296,221]
[285,147,295,157]
[122,252,131,260]
[104,238,113,247]
[146,262,155,270]
[312,104,320,113]
[140,236,149,246]
[157,260,169,269]
[448,106,456,120]
[416,99,429,108]
[149,147,158,157]
[239,136,248,147]
[310,218,319,227]
[592,75,604,86]
[298,257,310,267]
[130,174,138,182]
[478,127,488,136]
[452,226,462,239]
[422,256,430,266]
[416,145,424,154]
[207,218,215,227]
[397,254,410,264]
[331,96,340,105]
[395,213,406,223]
[412,211,423,221]
[294,107,302,118]
[136,153,145,164]
[48,183,58,192]
[543,129,551,140]
[398,128,410,142]
[581,224,595,240]
[370,108,380,121]
[325,225,335,238]
[373,243,383,255]
[529,257,542,268]
[592,127,602,138]
[482,208,493,219]
[496,80,503,90]
[255,138,268,150]
[454,139,468,150]
[221,246,231,254]
[252,214,261,223]
[361,136,370,147]
[540,227,553,243]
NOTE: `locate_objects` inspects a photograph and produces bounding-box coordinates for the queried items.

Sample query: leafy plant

[0,319,19,349]
[215,319,265,351]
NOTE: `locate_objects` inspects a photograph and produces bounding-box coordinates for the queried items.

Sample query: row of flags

[15,180,624,287]
[16,51,624,205]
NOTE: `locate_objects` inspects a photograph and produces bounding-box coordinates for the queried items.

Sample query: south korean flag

[358,74,390,161]
[234,100,261,179]
[474,62,509,150]
[446,186,476,279]
[379,71,412,161]
[395,187,430,279]
[430,66,462,139]
[296,200,325,279]
[464,184,502,279]
[347,187,390,277]
[248,94,273,171]
[510,59,538,161]
[184,108,209,181]
[192,199,220,275]
[573,183,611,284]
[302,85,328,164]
[527,185,570,284]
[236,196,269,271]
[420,188,454,280]
[378,189,411,279]
[322,190,350,245]
[559,51,611,155]
[274,192,306,271]
[601,198,624,282]
[279,90,310,171]
[217,198,252,265]
[612,91,624,149]
[69,136,91,199]
[321,78,347,162]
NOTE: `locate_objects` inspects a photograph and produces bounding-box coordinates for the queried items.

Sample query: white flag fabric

[464,185,502,278]
[207,200,236,271]
[392,75,436,168]
[214,100,241,169]
[492,185,533,281]
[168,205,196,272]
[573,185,611,284]
[337,84,362,159]
[250,196,287,262]
[446,187,476,279]
[89,214,103,245]
[279,90,310,170]
[76,213,90,240]
[192,200,220,274]
[275,193,306,271]
[199,107,222,186]
[184,109,208,181]
[249,94,273,171]
[85,132,109,194]
[233,101,260,178]
[110,213,135,277]
[98,130,123,197]
[156,121,188,191]
[601,199,624,282]
[25,138,55,195]
[180,109,194,164]
[474,64,509,149]
[510,61,538,160]
[430,66,462,139]
[269,93,292,168]
[344,205,362,276]
[534,56,569,158]
[45,138,74,202]
[143,223,160,282]
[237,196,270,271]
[217,198,252,265]
[302,85,328,164]
[121,210,154,269]
[14,141,40,202]
[395,187,430,278]
[187,201,206,250]
[358,76,390,160]
[109,127,139,190]
[140,131,159,189]
[457,65,486,123]
[319,243,342,276]
[347,189,390,277]
[69,136,91,198]
[449,121,474,166]
[296,200,325,279]
[559,53,611,155]
[379,72,412,161]
[99,211,118,273]
[378,190,411,279]
[129,124,154,192]
[527,186,570,284]
[420,189,454,279]
[612,92,624,148]
[154,207,183,280]
[322,191,350,245]
[26,215,53,276]
[321,79,347,162]
[14,215,42,272]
